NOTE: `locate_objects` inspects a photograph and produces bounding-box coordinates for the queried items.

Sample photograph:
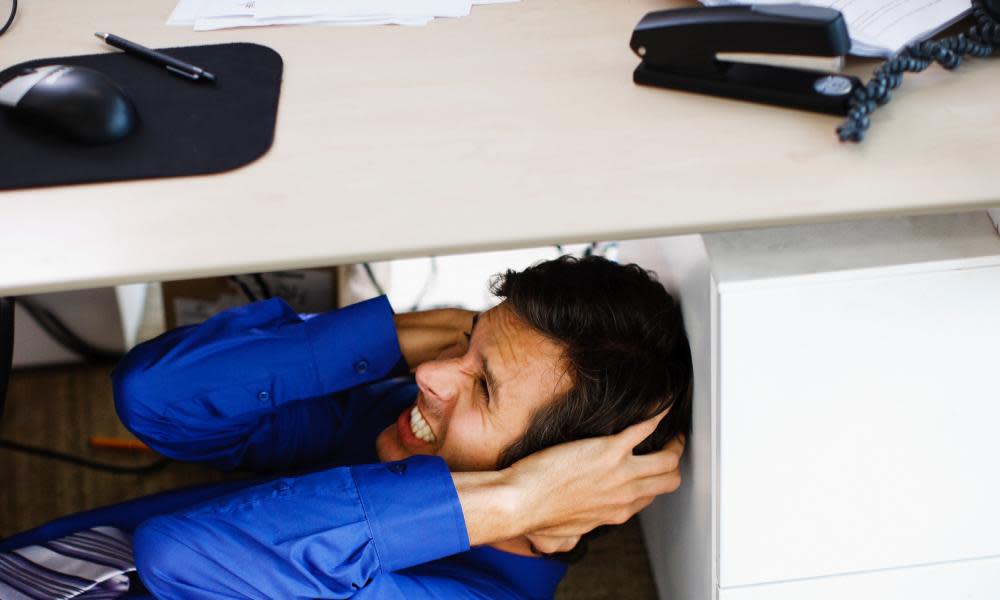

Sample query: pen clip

[166,65,200,80]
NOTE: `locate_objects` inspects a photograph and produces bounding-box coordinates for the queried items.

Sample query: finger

[627,496,656,518]
[529,535,581,555]
[606,495,657,526]
[630,446,682,478]
[555,536,581,553]
[529,525,581,538]
[530,518,605,538]
[616,407,671,450]
[631,469,683,497]
[665,433,686,455]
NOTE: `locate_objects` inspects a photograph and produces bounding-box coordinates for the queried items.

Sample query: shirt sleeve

[132,456,471,600]
[352,572,527,599]
[112,296,406,470]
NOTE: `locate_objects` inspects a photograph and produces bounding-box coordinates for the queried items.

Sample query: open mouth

[409,404,437,444]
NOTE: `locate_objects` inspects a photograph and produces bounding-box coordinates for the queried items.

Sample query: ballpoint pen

[95,32,217,82]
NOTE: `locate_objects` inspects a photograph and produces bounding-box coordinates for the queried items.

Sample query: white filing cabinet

[619,212,1000,600]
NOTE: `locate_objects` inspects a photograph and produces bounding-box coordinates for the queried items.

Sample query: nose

[414,358,464,408]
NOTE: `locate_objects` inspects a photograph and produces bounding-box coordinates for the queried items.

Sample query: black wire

[0,0,16,37]
[230,275,277,302]
[363,259,442,310]
[838,0,1000,142]
[1,298,14,419]
[251,273,273,300]
[229,276,260,303]
[14,297,124,363]
[0,438,170,474]
[0,296,167,475]
[0,290,168,476]
[0,296,164,474]
[362,263,387,297]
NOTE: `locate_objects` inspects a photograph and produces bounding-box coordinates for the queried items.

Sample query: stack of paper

[169,0,515,31]
[699,0,972,57]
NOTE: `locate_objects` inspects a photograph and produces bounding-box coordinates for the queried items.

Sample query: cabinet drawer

[717,266,1000,587]
[719,555,1000,600]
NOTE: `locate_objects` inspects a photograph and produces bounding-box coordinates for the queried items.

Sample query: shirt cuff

[351,456,470,573]
[305,296,404,391]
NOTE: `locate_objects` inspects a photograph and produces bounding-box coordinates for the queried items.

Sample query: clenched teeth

[410,405,437,443]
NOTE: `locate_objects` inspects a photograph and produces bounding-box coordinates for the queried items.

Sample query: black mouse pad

[0,43,282,191]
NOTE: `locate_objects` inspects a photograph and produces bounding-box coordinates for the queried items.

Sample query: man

[1,256,691,599]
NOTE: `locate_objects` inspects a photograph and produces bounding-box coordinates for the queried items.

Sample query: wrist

[393,309,476,368]
[452,469,525,546]
[451,309,476,336]
[433,308,476,345]
[451,310,475,348]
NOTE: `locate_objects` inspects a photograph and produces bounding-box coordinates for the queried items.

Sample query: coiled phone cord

[0,0,15,37]
[837,0,1000,142]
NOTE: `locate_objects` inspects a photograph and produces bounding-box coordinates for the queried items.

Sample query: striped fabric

[0,526,134,600]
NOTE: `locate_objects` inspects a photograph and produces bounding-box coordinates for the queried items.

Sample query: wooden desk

[1,0,998,295]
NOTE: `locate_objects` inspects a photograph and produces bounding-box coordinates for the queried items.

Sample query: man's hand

[453,411,685,549]
[509,411,684,539]
[393,309,477,368]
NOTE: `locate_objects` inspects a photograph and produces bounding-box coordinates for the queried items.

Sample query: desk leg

[0,297,13,419]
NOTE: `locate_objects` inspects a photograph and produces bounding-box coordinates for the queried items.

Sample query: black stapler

[630,4,862,115]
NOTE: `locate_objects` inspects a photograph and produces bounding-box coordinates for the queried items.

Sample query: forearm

[394,309,476,368]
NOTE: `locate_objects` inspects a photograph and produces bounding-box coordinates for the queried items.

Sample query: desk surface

[1,0,998,295]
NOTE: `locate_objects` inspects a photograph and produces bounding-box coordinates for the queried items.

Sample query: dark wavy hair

[491,255,693,560]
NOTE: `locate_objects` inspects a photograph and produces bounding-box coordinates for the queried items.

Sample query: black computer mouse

[0,64,137,144]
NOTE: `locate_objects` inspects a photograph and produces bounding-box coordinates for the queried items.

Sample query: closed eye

[477,377,490,405]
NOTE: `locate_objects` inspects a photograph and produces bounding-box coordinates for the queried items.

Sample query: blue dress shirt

[0,297,566,599]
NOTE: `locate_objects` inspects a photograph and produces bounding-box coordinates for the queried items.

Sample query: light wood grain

[1,0,998,295]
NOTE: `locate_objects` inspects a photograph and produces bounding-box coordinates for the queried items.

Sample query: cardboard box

[162,268,339,330]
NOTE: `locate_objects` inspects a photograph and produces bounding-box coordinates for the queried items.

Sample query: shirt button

[257,391,270,402]
[388,463,407,475]
[354,360,369,374]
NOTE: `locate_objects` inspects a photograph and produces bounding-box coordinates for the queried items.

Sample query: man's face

[376,302,571,471]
